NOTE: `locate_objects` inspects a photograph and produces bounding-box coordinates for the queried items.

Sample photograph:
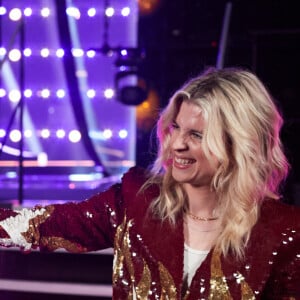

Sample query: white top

[133,243,209,299]
[183,243,209,287]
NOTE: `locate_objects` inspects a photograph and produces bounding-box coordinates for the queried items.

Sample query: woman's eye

[170,123,179,130]
[191,132,203,140]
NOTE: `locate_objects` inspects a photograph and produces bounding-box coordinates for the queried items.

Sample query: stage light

[40,129,50,139]
[10,129,21,142]
[115,48,148,106]
[56,48,65,57]
[87,8,96,17]
[66,7,80,19]
[8,90,21,102]
[104,88,114,99]
[121,7,130,17]
[24,89,32,98]
[37,152,48,166]
[9,49,21,62]
[23,48,32,57]
[115,72,148,106]
[9,8,22,21]
[56,129,65,138]
[0,0,138,176]
[0,47,6,56]
[41,89,50,98]
[24,129,32,138]
[69,130,81,143]
[105,7,114,17]
[87,89,96,99]
[56,89,65,98]
[86,50,96,58]
[41,7,50,18]
[0,7,7,16]
[23,8,32,17]
[72,48,84,57]
[40,48,50,57]
[0,129,6,138]
[121,49,128,56]
[5,172,17,179]
[0,88,6,97]
[103,129,113,139]
[138,0,161,15]
[0,87,139,101]
[136,88,159,130]
[119,129,128,139]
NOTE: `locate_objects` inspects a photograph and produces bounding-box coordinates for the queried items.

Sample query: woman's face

[169,101,218,187]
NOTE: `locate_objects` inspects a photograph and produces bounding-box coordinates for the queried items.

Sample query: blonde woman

[0,68,299,299]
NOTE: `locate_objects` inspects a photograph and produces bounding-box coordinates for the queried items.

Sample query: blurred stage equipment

[90,0,148,106]
[138,0,161,15]
[216,2,232,69]
[114,48,148,106]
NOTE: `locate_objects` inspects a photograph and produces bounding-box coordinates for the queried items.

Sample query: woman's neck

[184,184,217,216]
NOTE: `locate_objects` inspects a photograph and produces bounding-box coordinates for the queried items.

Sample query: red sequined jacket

[0,167,299,299]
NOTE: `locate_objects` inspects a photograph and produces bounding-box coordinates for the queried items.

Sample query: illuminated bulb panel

[0,4,132,18]
[0,0,138,176]
[0,88,117,100]
[1,128,128,142]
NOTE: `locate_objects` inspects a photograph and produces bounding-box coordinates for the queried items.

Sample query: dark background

[136,0,300,204]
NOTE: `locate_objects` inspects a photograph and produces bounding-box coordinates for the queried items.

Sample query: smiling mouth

[174,157,196,165]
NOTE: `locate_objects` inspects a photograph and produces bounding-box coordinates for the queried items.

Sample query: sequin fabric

[208,249,256,299]
[39,236,88,252]
[0,206,53,250]
[0,167,299,299]
[209,249,233,299]
[113,213,178,299]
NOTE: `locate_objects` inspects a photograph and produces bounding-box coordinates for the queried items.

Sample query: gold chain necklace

[183,220,219,232]
[187,212,219,222]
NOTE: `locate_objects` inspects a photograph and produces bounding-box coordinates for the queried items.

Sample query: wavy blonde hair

[145,67,289,259]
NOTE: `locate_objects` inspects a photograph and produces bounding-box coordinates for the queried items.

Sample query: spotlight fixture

[87,0,148,105]
[114,48,148,106]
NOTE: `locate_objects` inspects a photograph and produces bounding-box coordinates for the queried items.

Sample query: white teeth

[175,157,194,165]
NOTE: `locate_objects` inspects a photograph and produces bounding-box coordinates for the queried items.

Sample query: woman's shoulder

[120,166,159,199]
[247,199,300,263]
[248,199,300,299]
[118,166,160,218]
[261,199,300,223]
[123,166,149,178]
[259,198,300,231]
[121,166,150,188]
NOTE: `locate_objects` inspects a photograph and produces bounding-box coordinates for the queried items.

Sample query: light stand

[18,17,25,206]
[0,16,26,206]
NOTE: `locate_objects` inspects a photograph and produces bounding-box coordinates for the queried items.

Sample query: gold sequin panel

[113,215,178,299]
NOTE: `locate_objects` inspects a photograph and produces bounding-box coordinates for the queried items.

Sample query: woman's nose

[172,133,188,150]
